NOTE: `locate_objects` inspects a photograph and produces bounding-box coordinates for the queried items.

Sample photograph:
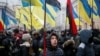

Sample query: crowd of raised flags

[0,0,100,31]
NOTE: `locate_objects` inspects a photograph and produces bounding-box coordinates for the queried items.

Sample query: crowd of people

[0,28,100,56]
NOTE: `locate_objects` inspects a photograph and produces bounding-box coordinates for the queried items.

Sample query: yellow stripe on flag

[46,4,57,17]
[20,7,43,30]
[25,6,55,27]
[25,0,42,6]
[78,0,91,25]
[88,0,97,11]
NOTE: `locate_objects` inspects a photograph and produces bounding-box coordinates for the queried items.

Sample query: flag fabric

[94,0,100,16]
[22,0,60,19]
[2,8,18,27]
[72,7,83,26]
[66,7,83,26]
[67,0,78,36]
[2,8,10,27]
[31,6,55,27]
[7,16,18,25]
[24,0,43,6]
[23,0,61,9]
[88,0,97,10]
[40,0,60,14]
[21,0,61,27]
[22,0,60,18]
[78,0,91,25]
[15,8,20,19]
[72,8,78,18]
[22,0,31,7]
[15,7,32,29]
[19,7,43,30]
[80,0,97,17]
[45,0,61,10]
[42,4,55,21]
[0,20,4,31]
[81,0,99,19]
[20,14,31,29]
[23,6,56,27]
[41,0,59,26]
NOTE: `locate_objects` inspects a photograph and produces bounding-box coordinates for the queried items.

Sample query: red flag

[67,0,77,36]
[0,21,4,32]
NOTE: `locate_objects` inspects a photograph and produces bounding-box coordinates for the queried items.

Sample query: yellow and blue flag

[80,0,97,17]
[2,9,10,27]
[2,8,18,28]
[23,0,43,6]
[94,0,100,17]
[78,0,91,25]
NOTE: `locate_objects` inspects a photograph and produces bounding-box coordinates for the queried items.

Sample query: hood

[47,33,59,51]
[79,30,92,44]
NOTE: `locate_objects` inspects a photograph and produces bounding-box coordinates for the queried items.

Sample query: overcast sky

[58,0,66,7]
[0,0,21,6]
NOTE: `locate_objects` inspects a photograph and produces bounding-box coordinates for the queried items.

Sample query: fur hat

[63,37,75,48]
[22,33,31,41]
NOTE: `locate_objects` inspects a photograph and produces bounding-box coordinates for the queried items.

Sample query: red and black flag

[66,0,78,36]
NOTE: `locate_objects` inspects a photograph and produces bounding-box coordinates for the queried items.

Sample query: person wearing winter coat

[20,33,32,56]
[0,30,15,56]
[76,29,95,56]
[39,33,64,56]
[0,30,9,56]
[92,29,100,56]
[62,37,75,56]
[32,31,42,56]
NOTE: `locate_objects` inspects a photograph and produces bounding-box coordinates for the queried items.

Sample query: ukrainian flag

[19,7,43,30]
[21,0,60,27]
[94,0,100,17]
[1,9,10,27]
[24,0,43,6]
[22,0,31,7]
[24,6,55,27]
[15,8,31,29]
[72,7,83,26]
[87,0,99,19]
[80,0,97,17]
[78,0,91,25]
[2,8,18,28]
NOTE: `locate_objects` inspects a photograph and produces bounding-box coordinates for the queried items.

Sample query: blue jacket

[76,30,95,56]
[76,44,95,56]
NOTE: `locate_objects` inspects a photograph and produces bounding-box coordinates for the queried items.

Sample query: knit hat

[22,33,31,41]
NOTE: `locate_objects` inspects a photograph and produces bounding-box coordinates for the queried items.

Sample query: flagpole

[29,0,34,55]
[43,0,46,56]
[30,0,32,33]
[79,0,81,31]
[65,12,67,30]
[5,0,7,29]
[65,0,67,30]
[66,0,68,30]
[18,8,21,29]
[91,0,94,30]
